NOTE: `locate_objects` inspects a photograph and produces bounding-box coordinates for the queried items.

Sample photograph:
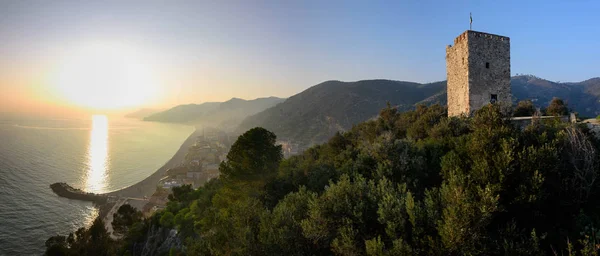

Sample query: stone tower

[446,30,511,116]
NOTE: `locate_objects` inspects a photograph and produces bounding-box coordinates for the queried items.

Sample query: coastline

[103,128,199,199]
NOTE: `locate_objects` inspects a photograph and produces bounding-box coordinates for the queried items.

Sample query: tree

[160,212,175,228]
[89,218,109,244]
[45,235,68,256]
[45,217,115,256]
[168,184,194,203]
[546,97,568,116]
[46,104,600,255]
[514,100,536,117]
[259,187,316,255]
[112,204,143,236]
[219,127,282,181]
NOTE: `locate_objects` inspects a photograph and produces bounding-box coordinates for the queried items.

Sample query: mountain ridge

[124,108,162,119]
[236,75,600,147]
[144,97,285,130]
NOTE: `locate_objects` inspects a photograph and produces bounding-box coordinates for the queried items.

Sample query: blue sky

[0,0,598,112]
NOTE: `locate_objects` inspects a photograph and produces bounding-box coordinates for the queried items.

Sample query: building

[187,169,203,180]
[202,163,220,171]
[446,30,511,116]
[162,180,182,189]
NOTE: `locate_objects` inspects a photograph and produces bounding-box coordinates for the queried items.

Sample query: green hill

[236,80,445,146]
[237,76,600,147]
[46,104,600,255]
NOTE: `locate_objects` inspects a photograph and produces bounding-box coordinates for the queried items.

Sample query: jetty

[50,182,108,204]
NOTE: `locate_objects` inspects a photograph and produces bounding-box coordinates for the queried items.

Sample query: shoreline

[49,127,198,223]
[103,128,199,199]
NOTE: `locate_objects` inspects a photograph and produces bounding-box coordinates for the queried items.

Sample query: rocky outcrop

[140,225,184,256]
[50,182,107,203]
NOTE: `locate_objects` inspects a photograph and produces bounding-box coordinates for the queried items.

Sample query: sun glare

[85,114,109,193]
[53,42,160,109]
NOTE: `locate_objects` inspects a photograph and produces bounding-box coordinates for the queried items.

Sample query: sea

[0,115,194,255]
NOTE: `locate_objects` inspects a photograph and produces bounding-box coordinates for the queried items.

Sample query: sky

[0,0,598,117]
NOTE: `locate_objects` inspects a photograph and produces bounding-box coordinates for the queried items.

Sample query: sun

[53,42,160,110]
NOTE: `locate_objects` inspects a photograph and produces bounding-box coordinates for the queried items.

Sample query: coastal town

[142,127,230,217]
[50,125,309,238]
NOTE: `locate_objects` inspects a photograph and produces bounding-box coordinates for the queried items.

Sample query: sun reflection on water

[85,115,109,193]
[81,206,99,226]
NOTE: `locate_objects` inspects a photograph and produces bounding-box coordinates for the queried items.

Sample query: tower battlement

[446,30,511,116]
[449,30,510,46]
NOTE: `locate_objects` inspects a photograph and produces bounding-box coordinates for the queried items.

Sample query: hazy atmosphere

[3,1,600,255]
[1,0,598,118]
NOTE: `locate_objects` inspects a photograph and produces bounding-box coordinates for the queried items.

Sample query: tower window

[490,94,498,104]
[486,62,490,69]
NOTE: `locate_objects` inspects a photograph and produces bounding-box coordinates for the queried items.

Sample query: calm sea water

[0,116,193,255]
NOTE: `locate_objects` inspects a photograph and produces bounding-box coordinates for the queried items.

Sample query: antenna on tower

[470,12,473,30]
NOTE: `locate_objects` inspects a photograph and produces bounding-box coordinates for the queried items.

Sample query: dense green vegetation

[47,104,600,255]
[546,97,570,116]
[513,100,536,117]
[514,98,570,118]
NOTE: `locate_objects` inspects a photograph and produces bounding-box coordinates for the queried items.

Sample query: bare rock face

[140,225,184,256]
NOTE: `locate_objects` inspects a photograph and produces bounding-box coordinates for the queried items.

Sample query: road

[103,197,149,239]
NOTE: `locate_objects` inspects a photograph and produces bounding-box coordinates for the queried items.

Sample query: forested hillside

[238,76,600,147]
[236,80,446,146]
[47,104,600,255]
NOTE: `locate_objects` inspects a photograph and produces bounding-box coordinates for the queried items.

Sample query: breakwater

[50,182,107,204]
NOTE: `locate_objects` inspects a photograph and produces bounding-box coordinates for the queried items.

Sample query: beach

[98,128,199,235]
[103,128,199,199]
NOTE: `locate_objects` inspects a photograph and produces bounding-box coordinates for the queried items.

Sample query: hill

[144,97,285,129]
[237,76,600,147]
[46,104,600,255]
[236,80,445,146]
[124,108,162,119]
[511,75,600,116]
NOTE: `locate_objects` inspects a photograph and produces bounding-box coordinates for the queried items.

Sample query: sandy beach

[104,128,199,199]
[99,128,198,235]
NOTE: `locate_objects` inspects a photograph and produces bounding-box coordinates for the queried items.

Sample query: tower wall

[446,33,470,116]
[446,30,511,116]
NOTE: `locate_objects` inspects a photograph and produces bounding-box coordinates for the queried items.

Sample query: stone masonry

[446,30,511,116]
